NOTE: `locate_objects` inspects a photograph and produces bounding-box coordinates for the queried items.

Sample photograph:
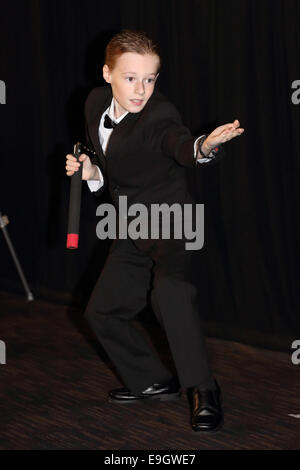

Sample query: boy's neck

[113,99,126,120]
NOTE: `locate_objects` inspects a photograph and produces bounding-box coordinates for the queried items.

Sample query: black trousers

[84,238,215,396]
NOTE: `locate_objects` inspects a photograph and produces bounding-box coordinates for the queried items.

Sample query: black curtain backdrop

[0,0,299,351]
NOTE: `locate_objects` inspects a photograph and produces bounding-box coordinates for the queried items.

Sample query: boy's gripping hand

[202,119,244,155]
[65,153,99,181]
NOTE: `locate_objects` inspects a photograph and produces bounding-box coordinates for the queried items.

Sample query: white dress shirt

[87,97,209,192]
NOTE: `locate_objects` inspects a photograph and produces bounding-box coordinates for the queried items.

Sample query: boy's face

[103,52,160,118]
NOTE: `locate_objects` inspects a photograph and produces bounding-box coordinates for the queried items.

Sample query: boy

[66,29,244,432]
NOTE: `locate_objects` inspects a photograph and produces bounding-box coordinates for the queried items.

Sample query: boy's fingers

[226,120,239,130]
[66,160,80,167]
[66,154,77,162]
[66,163,80,172]
[66,153,87,161]
[227,121,240,132]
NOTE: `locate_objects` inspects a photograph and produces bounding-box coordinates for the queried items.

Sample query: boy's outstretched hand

[203,119,244,155]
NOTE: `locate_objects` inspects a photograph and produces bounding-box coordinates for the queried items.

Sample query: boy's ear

[103,64,111,83]
[155,73,160,81]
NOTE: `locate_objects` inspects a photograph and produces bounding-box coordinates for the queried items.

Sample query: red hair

[104,29,161,71]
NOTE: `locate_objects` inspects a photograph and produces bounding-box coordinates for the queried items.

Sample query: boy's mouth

[130,99,144,106]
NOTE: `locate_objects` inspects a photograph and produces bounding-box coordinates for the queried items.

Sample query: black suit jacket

[84,85,220,251]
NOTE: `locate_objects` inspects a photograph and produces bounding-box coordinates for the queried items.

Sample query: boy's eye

[125,77,155,83]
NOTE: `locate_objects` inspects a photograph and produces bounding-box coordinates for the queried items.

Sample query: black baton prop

[66,142,83,249]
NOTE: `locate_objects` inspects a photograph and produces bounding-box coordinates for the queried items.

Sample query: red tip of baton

[67,233,79,249]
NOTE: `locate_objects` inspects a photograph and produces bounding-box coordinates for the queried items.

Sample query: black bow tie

[104,114,118,129]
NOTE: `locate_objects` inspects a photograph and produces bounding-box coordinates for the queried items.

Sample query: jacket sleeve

[152,101,225,167]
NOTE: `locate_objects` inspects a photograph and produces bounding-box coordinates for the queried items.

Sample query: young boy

[66,29,244,433]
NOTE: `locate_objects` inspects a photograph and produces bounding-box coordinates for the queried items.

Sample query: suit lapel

[106,88,159,159]
[88,86,142,169]
[105,112,140,160]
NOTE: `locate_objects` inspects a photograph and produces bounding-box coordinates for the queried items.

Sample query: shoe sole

[109,391,181,404]
[192,416,224,433]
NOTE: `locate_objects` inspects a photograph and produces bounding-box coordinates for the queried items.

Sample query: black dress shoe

[108,378,181,403]
[190,380,223,432]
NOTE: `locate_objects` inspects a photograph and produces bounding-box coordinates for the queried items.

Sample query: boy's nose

[135,82,145,95]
